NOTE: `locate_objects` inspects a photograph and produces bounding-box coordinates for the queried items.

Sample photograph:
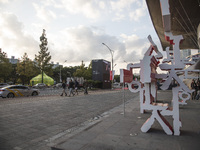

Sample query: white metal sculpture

[120,0,199,135]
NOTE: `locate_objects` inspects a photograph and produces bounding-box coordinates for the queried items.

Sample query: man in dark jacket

[191,79,197,100]
[83,80,88,95]
[60,81,67,96]
[69,79,75,97]
[74,80,79,95]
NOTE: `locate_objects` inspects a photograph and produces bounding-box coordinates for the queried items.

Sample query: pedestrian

[197,79,200,91]
[196,79,200,100]
[60,80,67,96]
[74,79,79,95]
[191,79,197,100]
[83,79,88,95]
[69,79,75,97]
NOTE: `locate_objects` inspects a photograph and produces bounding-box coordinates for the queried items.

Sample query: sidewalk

[50,90,200,150]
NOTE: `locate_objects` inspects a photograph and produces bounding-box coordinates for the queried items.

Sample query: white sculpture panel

[120,0,199,136]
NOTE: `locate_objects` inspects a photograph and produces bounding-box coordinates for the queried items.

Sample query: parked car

[56,83,62,88]
[0,85,40,98]
[0,83,9,89]
[32,83,47,89]
[113,82,121,88]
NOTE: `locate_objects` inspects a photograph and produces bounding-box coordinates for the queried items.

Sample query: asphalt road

[0,89,139,150]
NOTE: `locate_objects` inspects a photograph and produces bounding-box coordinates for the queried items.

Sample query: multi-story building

[92,59,111,89]
[9,56,19,64]
[51,62,61,69]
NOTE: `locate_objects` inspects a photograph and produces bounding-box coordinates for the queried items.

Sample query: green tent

[30,73,54,86]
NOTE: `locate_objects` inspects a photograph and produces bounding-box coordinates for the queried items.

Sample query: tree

[114,75,120,83]
[83,61,92,80]
[9,64,18,84]
[16,53,39,85]
[0,48,12,82]
[52,65,79,83]
[73,61,92,80]
[35,29,52,83]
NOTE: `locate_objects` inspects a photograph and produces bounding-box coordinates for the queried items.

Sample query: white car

[56,83,62,88]
[32,83,47,89]
[0,85,40,98]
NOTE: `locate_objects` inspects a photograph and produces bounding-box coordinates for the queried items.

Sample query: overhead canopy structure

[30,73,54,86]
[146,0,200,50]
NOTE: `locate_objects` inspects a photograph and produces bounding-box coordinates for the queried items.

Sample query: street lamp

[102,43,114,89]
[60,60,67,82]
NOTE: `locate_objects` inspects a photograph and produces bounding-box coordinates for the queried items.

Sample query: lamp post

[102,43,114,89]
[60,60,67,82]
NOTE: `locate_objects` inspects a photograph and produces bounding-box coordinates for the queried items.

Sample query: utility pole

[102,43,114,89]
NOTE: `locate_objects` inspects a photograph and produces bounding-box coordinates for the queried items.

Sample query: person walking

[60,80,67,96]
[191,79,197,100]
[83,79,88,95]
[196,79,200,100]
[69,79,75,97]
[74,79,79,95]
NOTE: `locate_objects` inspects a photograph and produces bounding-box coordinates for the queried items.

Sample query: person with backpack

[68,79,75,97]
[196,79,200,100]
[74,79,79,95]
[191,79,197,100]
[60,80,67,96]
[83,79,88,95]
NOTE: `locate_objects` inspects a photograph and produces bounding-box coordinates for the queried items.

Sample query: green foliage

[86,80,102,88]
[0,48,12,82]
[52,66,61,83]
[43,63,54,76]
[35,29,52,81]
[73,61,92,80]
[16,53,39,85]
[114,75,120,82]
[52,66,78,83]
[9,64,18,84]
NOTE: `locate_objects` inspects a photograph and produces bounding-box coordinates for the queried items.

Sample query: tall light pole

[102,43,114,89]
[60,60,67,82]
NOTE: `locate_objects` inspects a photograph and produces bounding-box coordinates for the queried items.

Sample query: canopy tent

[30,73,54,86]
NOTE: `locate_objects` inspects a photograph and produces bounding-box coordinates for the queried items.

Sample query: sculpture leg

[157,110,173,135]
[141,115,155,132]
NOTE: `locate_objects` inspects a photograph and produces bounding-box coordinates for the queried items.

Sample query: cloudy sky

[0,0,164,74]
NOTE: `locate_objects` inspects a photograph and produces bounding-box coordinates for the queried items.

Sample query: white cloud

[0,12,39,59]
[58,0,101,19]
[99,1,105,9]
[48,26,120,64]
[110,0,147,22]
[0,0,10,4]
[47,25,152,74]
[110,0,137,11]
[120,34,150,62]
[112,13,125,21]
[129,0,147,21]
[33,3,57,23]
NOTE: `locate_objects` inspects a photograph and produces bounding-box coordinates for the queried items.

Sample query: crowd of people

[191,79,200,100]
[60,79,88,97]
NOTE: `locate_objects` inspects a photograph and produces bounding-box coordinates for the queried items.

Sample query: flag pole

[123,83,125,117]
[120,69,126,117]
